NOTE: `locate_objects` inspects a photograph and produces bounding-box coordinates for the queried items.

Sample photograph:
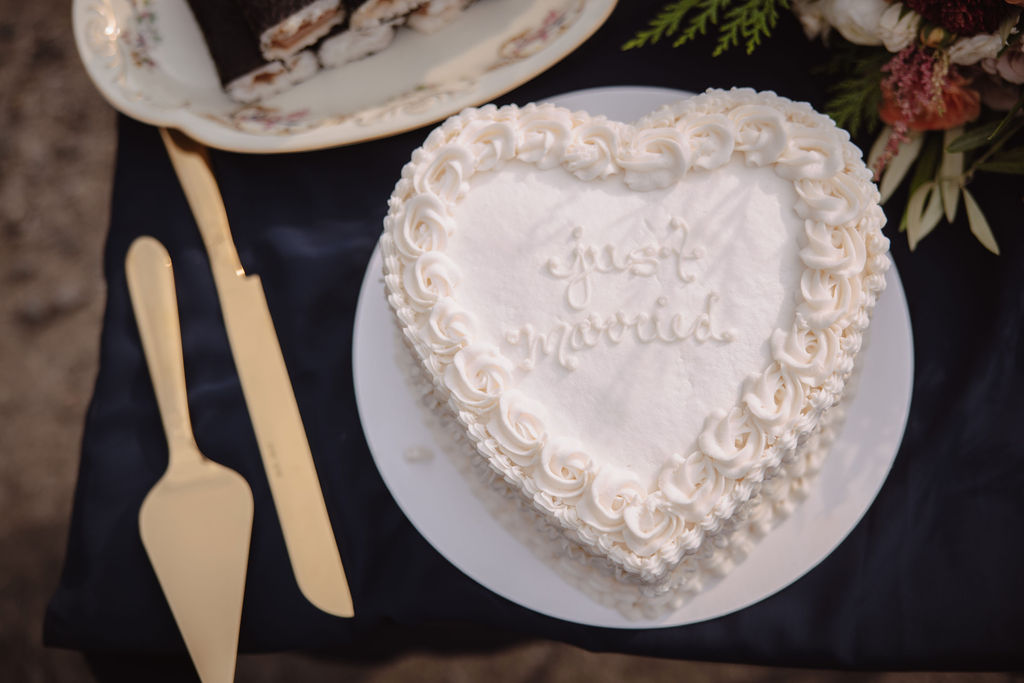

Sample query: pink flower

[879,46,982,131]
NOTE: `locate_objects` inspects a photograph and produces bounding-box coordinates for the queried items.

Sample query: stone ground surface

[0,0,1020,681]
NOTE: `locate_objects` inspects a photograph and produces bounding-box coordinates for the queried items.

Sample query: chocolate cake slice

[317,20,399,68]
[406,0,474,34]
[237,0,346,60]
[186,0,319,103]
[347,0,426,30]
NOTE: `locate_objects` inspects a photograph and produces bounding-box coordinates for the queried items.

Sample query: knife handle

[159,128,244,280]
[126,236,200,464]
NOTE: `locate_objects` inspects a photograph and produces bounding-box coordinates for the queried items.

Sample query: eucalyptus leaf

[907,134,942,197]
[939,127,964,222]
[962,187,1000,255]
[867,126,891,170]
[989,96,1024,141]
[976,146,1024,174]
[946,121,1002,153]
[906,181,943,251]
[879,132,924,203]
[977,160,1024,174]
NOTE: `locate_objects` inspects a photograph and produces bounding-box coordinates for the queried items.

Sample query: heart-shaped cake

[381,88,889,615]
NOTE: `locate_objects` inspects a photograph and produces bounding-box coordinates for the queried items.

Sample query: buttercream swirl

[458,119,516,173]
[516,104,573,170]
[563,120,621,181]
[659,452,731,522]
[622,496,684,557]
[770,323,841,385]
[742,362,807,436]
[798,268,863,330]
[487,390,547,467]
[390,193,452,259]
[412,143,474,203]
[727,104,788,166]
[619,127,689,190]
[534,439,594,503]
[774,123,845,181]
[402,251,462,311]
[681,114,735,170]
[575,470,645,533]
[422,297,475,357]
[799,220,867,277]
[697,407,766,479]
[443,344,513,410]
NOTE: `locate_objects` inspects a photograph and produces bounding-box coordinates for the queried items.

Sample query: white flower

[791,0,829,40]
[948,33,1004,66]
[822,0,889,46]
[877,4,919,53]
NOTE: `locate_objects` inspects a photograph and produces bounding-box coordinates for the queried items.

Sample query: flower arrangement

[627,1,1024,253]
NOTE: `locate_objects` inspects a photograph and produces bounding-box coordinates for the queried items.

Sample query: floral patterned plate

[72,0,617,153]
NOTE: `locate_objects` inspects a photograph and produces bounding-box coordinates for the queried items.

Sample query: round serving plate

[352,86,914,628]
[72,0,617,153]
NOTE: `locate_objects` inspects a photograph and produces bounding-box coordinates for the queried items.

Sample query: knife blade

[159,127,354,618]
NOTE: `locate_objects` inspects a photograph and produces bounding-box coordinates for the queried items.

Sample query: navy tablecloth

[45,1,1024,671]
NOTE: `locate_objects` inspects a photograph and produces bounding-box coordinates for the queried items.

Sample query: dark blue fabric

[45,1,1024,670]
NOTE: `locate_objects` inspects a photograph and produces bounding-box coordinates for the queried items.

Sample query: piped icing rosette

[380,88,889,594]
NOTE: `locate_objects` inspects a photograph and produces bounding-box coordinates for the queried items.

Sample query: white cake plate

[352,86,914,628]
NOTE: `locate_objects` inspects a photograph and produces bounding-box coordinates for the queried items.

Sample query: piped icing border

[381,88,889,583]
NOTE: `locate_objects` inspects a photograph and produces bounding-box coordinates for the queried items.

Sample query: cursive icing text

[505,293,735,371]
[545,217,706,310]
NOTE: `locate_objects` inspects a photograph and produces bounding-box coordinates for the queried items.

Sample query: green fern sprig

[623,0,787,56]
[815,42,890,138]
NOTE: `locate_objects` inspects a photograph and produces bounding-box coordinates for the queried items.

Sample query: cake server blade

[128,236,253,683]
[159,128,354,618]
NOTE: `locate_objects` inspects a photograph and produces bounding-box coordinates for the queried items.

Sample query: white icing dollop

[728,105,788,166]
[390,193,452,259]
[412,143,474,203]
[516,104,573,170]
[697,407,766,479]
[658,452,731,522]
[742,363,808,437]
[444,344,513,410]
[770,323,841,386]
[576,470,645,533]
[622,496,684,557]
[798,268,863,330]
[619,127,689,190]
[487,390,548,467]
[563,120,621,181]
[402,251,462,311]
[534,438,594,504]
[421,297,475,357]
[800,220,867,277]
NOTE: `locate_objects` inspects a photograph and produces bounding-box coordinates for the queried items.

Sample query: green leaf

[867,126,892,170]
[906,181,943,250]
[939,127,964,222]
[624,0,786,56]
[819,44,888,139]
[976,146,1024,174]
[622,0,700,50]
[962,187,1000,255]
[945,121,1002,153]
[988,94,1024,141]
[879,132,925,203]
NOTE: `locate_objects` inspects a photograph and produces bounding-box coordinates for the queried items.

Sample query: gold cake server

[128,236,253,683]
[159,128,354,618]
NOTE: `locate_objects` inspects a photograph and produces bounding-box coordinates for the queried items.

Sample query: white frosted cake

[380,88,889,616]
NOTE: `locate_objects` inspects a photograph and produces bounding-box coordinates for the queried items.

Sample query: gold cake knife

[159,128,354,618]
